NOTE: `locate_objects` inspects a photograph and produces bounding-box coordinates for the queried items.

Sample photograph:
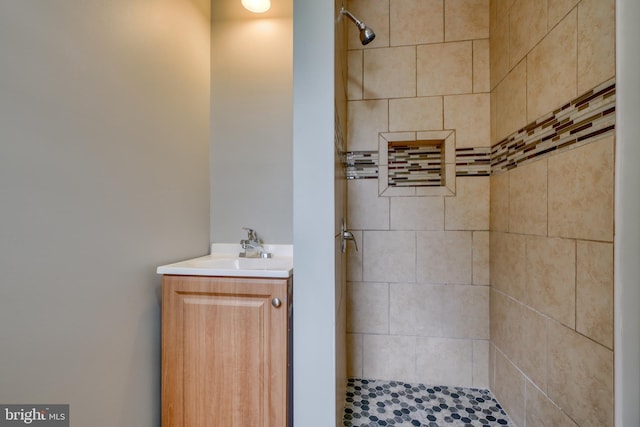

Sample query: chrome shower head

[341,8,376,45]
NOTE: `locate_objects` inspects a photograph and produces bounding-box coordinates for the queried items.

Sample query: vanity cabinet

[161,274,292,427]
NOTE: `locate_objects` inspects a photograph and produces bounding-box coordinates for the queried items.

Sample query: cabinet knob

[271,297,282,308]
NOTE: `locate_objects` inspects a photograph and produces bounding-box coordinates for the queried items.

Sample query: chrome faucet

[239,228,272,258]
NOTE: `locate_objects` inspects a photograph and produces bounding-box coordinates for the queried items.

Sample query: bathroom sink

[156,244,293,278]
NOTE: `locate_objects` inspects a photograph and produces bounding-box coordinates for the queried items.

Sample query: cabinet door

[162,275,289,427]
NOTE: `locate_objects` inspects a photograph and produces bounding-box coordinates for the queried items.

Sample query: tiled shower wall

[335,0,349,424]
[345,0,492,388]
[489,0,615,426]
[345,0,616,425]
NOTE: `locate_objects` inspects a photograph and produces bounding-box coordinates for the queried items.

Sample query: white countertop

[156,244,293,278]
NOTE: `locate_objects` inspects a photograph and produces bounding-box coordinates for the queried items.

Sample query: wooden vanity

[158,245,293,427]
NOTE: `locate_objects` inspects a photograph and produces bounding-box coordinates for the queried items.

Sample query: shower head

[341,8,376,45]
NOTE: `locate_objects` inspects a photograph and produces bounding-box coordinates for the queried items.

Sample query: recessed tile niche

[378,131,456,197]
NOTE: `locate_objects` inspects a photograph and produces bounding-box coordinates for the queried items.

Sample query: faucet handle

[242,227,258,242]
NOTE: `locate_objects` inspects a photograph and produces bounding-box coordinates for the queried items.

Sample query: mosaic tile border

[345,147,491,180]
[456,147,491,177]
[343,378,514,427]
[346,151,379,180]
[344,78,615,182]
[492,77,615,173]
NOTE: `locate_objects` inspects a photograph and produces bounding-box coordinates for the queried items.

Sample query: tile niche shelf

[378,130,456,197]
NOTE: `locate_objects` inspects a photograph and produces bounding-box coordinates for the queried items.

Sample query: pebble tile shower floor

[343,378,514,427]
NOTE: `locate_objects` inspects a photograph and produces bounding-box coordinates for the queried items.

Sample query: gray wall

[615,0,640,425]
[292,0,338,425]
[0,2,210,426]
[210,2,293,244]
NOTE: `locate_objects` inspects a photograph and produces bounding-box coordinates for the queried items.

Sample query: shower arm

[340,7,366,31]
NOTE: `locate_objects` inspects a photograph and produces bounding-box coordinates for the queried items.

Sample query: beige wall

[489,0,616,426]
[346,0,491,387]
[0,1,210,425]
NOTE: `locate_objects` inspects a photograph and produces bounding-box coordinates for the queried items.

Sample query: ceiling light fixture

[242,0,271,13]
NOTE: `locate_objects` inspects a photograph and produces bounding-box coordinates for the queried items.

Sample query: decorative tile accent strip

[388,140,443,187]
[346,151,379,180]
[343,378,514,427]
[345,147,492,180]
[492,78,615,173]
[456,147,491,177]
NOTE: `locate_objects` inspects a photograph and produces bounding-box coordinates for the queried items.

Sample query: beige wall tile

[444,93,490,148]
[490,88,497,143]
[364,46,416,99]
[517,305,548,392]
[445,176,490,230]
[389,96,443,132]
[347,50,363,101]
[363,334,416,381]
[347,0,390,49]
[576,241,614,349]
[490,289,522,363]
[348,179,389,230]
[495,60,526,141]
[527,9,577,122]
[347,230,363,282]
[493,349,525,427]
[490,232,526,300]
[347,333,364,377]
[548,0,579,28]
[473,340,490,388]
[473,231,490,285]
[443,285,490,339]
[489,290,508,351]
[363,230,416,282]
[548,136,615,241]
[417,231,472,284]
[509,0,547,67]
[489,0,497,29]
[509,158,548,235]
[390,196,444,230]
[526,236,576,327]
[547,321,614,427]
[347,282,389,333]
[348,99,388,150]
[490,13,509,89]
[490,172,509,232]
[494,0,516,25]
[390,0,443,46]
[445,0,490,42]
[416,337,473,386]
[389,283,443,336]
[577,0,615,92]
[488,342,496,390]
[526,380,579,427]
[473,39,490,93]
[417,42,473,96]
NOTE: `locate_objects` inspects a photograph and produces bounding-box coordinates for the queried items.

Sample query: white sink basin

[156,244,293,278]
